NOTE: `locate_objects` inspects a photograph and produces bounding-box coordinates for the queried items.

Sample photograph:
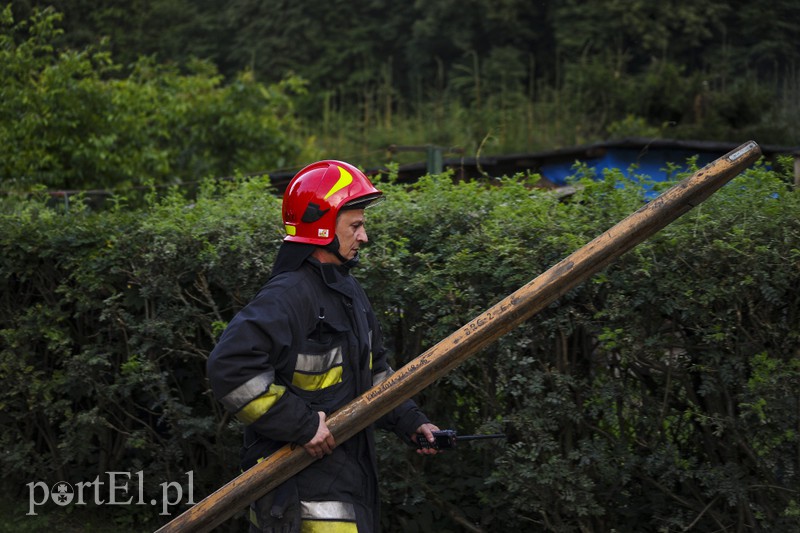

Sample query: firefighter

[207,160,440,533]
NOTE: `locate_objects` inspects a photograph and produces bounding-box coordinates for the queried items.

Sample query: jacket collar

[306,257,356,299]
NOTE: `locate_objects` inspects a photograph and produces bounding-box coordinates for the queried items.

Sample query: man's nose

[357,227,368,243]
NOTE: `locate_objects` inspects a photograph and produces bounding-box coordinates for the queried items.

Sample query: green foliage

[3,3,798,189]
[361,163,800,531]
[1,103,799,531]
[1,6,797,530]
[0,173,282,528]
[0,5,307,194]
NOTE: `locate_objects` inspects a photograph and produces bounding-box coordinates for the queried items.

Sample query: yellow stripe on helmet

[323,166,353,200]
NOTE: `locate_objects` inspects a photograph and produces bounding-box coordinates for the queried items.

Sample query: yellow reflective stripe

[292,366,343,391]
[301,520,357,533]
[285,224,297,236]
[323,166,353,200]
[368,332,373,370]
[235,384,286,425]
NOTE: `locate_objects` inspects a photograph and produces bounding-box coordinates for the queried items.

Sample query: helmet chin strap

[323,236,360,269]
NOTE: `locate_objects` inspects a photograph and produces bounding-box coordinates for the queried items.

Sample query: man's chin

[347,251,361,267]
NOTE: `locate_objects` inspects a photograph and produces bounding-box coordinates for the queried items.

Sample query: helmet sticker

[317,229,330,238]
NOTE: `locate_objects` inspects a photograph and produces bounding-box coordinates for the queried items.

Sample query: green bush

[363,163,800,532]
[1,161,798,531]
[0,175,282,529]
[0,5,308,195]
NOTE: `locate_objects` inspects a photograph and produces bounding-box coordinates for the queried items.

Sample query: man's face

[335,209,368,261]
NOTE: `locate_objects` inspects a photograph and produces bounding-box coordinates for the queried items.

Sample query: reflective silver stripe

[300,500,356,521]
[372,367,395,386]
[296,347,343,374]
[220,371,275,413]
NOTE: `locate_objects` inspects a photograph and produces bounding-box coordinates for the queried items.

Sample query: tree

[0,5,307,193]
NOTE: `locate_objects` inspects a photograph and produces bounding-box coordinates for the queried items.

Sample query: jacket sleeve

[207,286,319,445]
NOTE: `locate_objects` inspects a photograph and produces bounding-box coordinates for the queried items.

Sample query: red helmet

[282,160,383,245]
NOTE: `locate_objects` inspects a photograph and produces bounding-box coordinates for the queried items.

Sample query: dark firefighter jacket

[207,256,429,530]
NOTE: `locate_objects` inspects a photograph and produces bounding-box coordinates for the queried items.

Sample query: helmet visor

[340,192,384,211]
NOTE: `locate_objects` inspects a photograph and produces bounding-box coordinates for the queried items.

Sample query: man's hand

[303,411,336,459]
[412,423,441,455]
